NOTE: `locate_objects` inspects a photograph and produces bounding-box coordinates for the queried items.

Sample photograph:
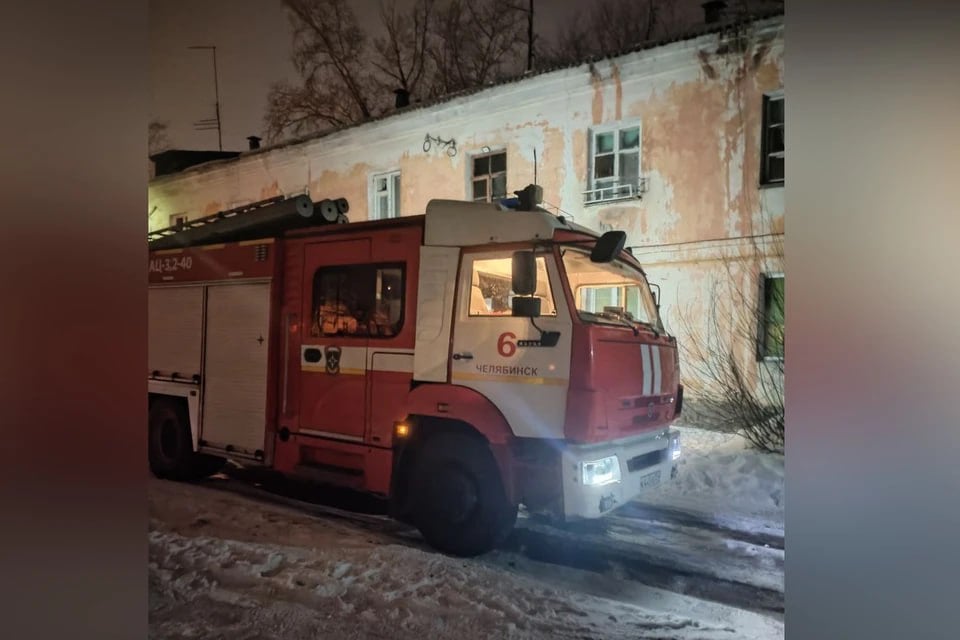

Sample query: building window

[471,152,507,202]
[761,92,784,185]
[310,263,405,338]
[468,255,557,317]
[586,122,643,204]
[169,213,188,229]
[759,273,784,359]
[370,170,401,220]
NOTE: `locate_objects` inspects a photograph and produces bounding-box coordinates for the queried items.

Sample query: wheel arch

[395,425,518,555]
[390,412,518,522]
[147,379,201,452]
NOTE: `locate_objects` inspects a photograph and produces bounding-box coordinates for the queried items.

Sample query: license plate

[638,470,661,489]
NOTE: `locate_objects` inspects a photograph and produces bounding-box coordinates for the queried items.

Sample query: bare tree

[540,0,679,66]
[265,0,528,142]
[674,233,784,453]
[427,0,527,94]
[265,0,380,141]
[373,0,436,99]
[149,120,170,155]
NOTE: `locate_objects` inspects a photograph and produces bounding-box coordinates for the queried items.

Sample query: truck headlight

[582,455,621,486]
[670,434,681,461]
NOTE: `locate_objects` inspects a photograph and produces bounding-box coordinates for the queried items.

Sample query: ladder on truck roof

[148,194,350,251]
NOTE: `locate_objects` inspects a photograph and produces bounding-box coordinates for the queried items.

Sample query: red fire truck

[148,188,683,556]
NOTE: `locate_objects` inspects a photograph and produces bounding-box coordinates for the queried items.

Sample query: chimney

[702,0,727,24]
[247,135,261,150]
[394,88,410,109]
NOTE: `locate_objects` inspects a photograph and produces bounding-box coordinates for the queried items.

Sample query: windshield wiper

[580,310,662,338]
[635,319,660,338]
[580,310,638,336]
[607,313,639,335]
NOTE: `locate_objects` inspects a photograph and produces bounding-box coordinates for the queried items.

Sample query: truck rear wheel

[409,432,517,557]
[148,398,224,481]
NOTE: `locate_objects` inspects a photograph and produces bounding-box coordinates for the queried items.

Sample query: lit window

[468,255,556,317]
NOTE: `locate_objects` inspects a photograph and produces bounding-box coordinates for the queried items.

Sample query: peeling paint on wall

[589,62,605,126]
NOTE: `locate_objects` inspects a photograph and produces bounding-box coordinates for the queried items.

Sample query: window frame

[466,254,559,318]
[310,262,406,339]
[369,169,402,220]
[760,90,785,186]
[585,120,643,205]
[758,271,785,361]
[469,150,507,203]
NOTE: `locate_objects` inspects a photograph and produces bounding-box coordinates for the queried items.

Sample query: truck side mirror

[512,296,541,318]
[591,230,627,263]
[511,251,537,296]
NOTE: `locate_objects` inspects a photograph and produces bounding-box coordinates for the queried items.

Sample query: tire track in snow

[613,503,784,550]
[503,522,784,618]
[196,474,783,618]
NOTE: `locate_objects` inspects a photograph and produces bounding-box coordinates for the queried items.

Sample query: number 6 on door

[497,332,517,358]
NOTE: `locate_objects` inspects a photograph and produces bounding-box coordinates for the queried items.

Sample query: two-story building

[148,11,785,420]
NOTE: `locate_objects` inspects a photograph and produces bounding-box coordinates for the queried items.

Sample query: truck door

[298,239,370,442]
[449,250,573,440]
[201,281,272,455]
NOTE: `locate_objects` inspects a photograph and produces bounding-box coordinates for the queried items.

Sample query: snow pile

[640,426,785,534]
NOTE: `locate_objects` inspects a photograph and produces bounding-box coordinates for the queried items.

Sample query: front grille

[634,394,672,408]
[626,448,665,473]
[619,394,674,410]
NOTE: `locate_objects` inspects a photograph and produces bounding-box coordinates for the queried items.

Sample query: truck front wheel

[148,398,224,481]
[409,432,517,557]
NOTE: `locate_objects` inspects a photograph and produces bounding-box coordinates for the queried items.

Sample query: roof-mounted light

[498,184,543,212]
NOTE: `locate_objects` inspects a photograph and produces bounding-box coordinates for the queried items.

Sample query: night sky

[150,0,735,153]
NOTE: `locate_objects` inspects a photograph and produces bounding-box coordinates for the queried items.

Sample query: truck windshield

[561,248,663,332]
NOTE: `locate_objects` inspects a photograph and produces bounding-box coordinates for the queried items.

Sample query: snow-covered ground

[148,425,785,639]
[639,425,785,537]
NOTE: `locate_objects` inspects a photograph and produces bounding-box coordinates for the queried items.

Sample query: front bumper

[560,428,680,519]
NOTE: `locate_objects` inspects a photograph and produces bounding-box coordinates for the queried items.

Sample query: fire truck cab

[148,191,683,556]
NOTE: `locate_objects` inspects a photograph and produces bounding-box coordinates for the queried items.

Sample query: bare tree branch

[426,0,526,94]
[674,225,784,452]
[540,0,678,67]
[668,90,785,453]
[265,0,381,141]
[265,0,528,142]
[373,0,435,97]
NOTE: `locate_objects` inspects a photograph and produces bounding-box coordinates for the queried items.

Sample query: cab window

[468,255,557,317]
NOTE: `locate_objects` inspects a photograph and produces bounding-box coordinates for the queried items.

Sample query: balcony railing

[582,177,649,205]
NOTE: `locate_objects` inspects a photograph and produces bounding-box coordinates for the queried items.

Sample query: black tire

[148,398,225,481]
[409,432,518,557]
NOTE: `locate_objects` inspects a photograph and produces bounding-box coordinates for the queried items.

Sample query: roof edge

[149,10,784,185]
